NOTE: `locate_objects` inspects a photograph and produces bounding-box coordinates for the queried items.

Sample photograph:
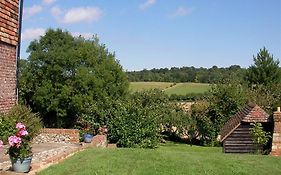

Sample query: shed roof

[219,102,270,142]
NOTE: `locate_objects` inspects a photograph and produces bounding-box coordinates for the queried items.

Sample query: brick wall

[271,109,281,156]
[0,0,19,113]
[0,41,17,113]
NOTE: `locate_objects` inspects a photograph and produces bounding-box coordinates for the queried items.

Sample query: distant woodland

[127,65,246,83]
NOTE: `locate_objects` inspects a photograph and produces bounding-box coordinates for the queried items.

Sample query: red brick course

[0,0,19,46]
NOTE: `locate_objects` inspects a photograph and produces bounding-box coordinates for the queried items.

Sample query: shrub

[0,105,42,143]
[0,117,16,144]
[249,122,271,154]
[169,93,208,102]
[107,90,167,148]
[108,100,161,148]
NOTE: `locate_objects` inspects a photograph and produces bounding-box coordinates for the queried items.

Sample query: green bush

[169,93,208,102]
[0,105,42,143]
[249,123,271,154]
[0,117,16,144]
[108,100,160,148]
[107,90,167,148]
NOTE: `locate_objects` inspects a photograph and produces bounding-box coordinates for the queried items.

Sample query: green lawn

[164,83,210,95]
[129,82,174,92]
[129,82,210,95]
[38,142,281,175]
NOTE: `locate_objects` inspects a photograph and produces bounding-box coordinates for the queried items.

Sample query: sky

[21,0,281,71]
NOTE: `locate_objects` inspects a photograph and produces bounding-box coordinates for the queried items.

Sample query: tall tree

[20,29,129,128]
[245,47,281,85]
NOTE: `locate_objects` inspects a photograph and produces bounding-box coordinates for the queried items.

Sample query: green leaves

[249,123,271,154]
[20,29,128,128]
[246,47,281,86]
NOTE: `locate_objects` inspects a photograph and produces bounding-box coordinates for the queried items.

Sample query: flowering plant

[2,123,32,161]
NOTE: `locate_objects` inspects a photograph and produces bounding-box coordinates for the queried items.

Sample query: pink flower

[18,129,28,136]
[8,136,22,147]
[0,140,3,148]
[16,123,26,130]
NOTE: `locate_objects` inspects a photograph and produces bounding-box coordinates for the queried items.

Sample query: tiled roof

[219,102,270,142]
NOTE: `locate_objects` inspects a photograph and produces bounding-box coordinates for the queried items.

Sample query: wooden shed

[219,103,272,153]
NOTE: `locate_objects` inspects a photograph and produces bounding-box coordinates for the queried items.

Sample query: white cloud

[139,0,156,10]
[43,0,56,5]
[51,6,62,17]
[62,7,102,24]
[171,7,193,17]
[71,32,95,39]
[24,5,43,18]
[22,28,45,40]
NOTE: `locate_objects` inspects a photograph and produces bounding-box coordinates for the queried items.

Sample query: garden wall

[33,128,80,144]
[0,0,19,113]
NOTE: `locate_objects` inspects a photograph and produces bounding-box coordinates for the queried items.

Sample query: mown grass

[129,82,174,92]
[129,82,210,95]
[164,83,210,95]
[38,142,281,175]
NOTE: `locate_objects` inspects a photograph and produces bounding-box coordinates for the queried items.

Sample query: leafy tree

[246,47,281,85]
[191,78,247,145]
[20,29,128,128]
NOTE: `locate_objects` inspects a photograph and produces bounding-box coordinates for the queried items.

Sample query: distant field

[129,82,174,92]
[164,83,210,95]
[129,82,210,95]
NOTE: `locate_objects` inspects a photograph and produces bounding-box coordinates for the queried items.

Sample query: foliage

[0,105,42,143]
[169,93,208,102]
[76,88,193,148]
[208,79,247,117]
[245,47,281,86]
[246,83,281,113]
[38,142,281,175]
[0,117,16,144]
[159,102,193,142]
[190,100,214,145]
[249,123,271,152]
[127,65,246,84]
[194,79,247,145]
[19,29,128,128]
[108,90,168,148]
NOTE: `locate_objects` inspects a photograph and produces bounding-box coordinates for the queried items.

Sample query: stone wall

[33,128,80,144]
[0,0,19,113]
[271,108,281,156]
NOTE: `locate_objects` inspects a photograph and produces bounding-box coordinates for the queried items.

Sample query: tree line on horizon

[127,65,245,83]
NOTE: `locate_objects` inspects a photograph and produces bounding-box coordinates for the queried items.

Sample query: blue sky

[21,0,281,71]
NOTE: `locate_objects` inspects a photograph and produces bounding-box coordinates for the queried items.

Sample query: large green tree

[245,47,281,85]
[20,29,129,128]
